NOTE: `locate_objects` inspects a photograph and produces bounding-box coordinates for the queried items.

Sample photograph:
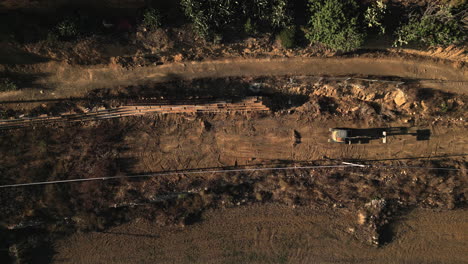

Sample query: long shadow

[0,72,52,91]
[0,45,51,65]
[1,74,464,105]
[325,74,468,84]
[0,75,310,114]
[116,158,307,176]
[345,153,468,162]
[94,231,160,239]
[4,228,57,264]
[117,152,466,179]
[331,127,431,144]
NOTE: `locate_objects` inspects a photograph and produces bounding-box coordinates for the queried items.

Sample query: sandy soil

[52,204,468,264]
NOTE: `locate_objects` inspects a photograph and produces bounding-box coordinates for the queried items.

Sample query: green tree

[180,0,238,39]
[244,0,291,28]
[364,0,387,34]
[393,2,466,47]
[305,0,365,52]
[180,0,292,39]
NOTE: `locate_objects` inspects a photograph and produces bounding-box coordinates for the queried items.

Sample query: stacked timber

[0,97,269,130]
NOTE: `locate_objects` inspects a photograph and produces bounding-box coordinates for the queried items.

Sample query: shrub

[213,34,223,44]
[305,0,365,52]
[393,2,466,47]
[180,0,292,39]
[0,78,18,92]
[142,8,162,30]
[267,0,292,28]
[244,18,257,35]
[278,27,296,48]
[364,0,387,34]
[45,31,59,44]
[56,19,78,38]
[180,0,238,39]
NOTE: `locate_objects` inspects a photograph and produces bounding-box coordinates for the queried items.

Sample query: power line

[0,165,351,188]
[0,163,461,189]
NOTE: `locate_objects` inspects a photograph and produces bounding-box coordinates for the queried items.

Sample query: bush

[244,18,257,35]
[265,0,292,28]
[305,0,365,52]
[239,0,291,29]
[142,8,162,30]
[0,78,18,92]
[364,0,387,34]
[56,19,79,38]
[393,2,466,47]
[180,0,292,39]
[278,27,296,48]
[180,0,238,39]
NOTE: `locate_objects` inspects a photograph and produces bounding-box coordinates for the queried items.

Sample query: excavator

[328,127,430,144]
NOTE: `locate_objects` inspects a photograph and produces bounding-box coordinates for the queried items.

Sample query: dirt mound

[397,46,468,64]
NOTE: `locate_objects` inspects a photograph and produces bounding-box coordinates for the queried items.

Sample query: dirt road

[1,56,467,103]
[52,204,468,264]
[119,114,467,174]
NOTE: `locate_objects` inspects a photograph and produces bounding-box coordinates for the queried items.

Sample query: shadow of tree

[0,72,52,91]
[0,45,50,65]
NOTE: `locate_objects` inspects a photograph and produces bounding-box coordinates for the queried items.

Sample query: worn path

[1,56,467,103]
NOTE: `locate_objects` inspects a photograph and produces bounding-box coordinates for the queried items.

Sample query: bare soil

[52,205,468,264]
[0,56,466,106]
[0,2,466,262]
[0,77,467,262]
